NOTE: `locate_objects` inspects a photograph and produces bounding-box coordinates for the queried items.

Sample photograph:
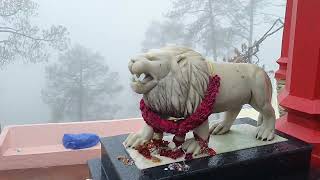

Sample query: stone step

[88,158,108,180]
[91,118,312,180]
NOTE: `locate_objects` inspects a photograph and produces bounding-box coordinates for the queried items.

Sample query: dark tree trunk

[78,60,83,121]
[208,0,218,61]
[248,0,255,63]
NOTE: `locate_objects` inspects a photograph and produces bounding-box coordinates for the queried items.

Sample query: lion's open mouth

[131,73,153,84]
[130,70,158,94]
[128,57,159,94]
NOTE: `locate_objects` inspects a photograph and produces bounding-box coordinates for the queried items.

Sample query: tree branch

[244,18,284,62]
[229,18,284,63]
[255,12,284,19]
[0,29,56,42]
[0,7,22,17]
[186,9,208,14]
[0,40,9,43]
[0,26,23,32]
[224,11,250,33]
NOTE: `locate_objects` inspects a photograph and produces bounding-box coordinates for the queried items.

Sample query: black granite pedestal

[88,118,313,180]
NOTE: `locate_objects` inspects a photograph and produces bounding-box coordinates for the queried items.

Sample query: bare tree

[227,0,283,63]
[0,0,69,66]
[226,18,284,73]
[142,0,283,62]
[42,45,123,122]
[142,20,189,51]
[166,0,238,60]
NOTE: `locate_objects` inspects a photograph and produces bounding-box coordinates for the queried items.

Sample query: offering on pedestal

[88,118,311,180]
[125,46,276,162]
[87,46,312,180]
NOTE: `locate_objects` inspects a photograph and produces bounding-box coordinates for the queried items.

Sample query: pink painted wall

[0,118,144,171]
[0,164,90,180]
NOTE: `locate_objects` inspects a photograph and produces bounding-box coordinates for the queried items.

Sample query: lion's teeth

[132,75,139,82]
[132,73,147,83]
[138,73,146,81]
[140,73,146,79]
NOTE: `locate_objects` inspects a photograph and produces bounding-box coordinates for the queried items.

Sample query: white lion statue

[124,45,275,156]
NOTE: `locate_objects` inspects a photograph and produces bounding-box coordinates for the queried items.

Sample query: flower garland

[135,135,216,161]
[193,133,216,157]
[140,75,221,136]
[136,75,220,161]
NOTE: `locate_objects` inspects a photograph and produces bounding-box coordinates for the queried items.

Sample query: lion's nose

[131,58,137,63]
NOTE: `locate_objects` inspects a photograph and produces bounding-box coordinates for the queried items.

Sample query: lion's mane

[143,46,211,118]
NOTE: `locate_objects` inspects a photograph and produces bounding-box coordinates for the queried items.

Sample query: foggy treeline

[42,45,123,122]
[0,0,285,126]
[142,0,285,64]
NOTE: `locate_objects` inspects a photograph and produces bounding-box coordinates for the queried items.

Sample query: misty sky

[0,1,285,127]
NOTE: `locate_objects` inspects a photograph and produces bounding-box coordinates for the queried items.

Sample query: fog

[0,1,285,127]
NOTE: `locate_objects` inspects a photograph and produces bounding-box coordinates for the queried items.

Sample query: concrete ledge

[0,118,144,171]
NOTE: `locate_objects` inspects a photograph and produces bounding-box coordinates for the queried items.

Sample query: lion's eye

[147,56,158,61]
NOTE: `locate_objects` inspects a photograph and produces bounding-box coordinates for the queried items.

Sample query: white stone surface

[125,124,287,169]
[125,46,277,153]
[237,78,280,120]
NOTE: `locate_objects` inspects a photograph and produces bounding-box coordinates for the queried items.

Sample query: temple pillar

[275,0,293,117]
[276,0,320,168]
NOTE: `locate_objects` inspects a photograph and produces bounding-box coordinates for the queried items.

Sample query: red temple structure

[275,0,293,80]
[275,0,320,168]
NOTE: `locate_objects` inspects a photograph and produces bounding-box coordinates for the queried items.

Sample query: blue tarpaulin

[62,133,100,150]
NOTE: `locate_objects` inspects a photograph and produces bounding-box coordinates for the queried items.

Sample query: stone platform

[88,118,312,180]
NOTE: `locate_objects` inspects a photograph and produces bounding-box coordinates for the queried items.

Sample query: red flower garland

[136,139,169,160]
[136,136,216,161]
[140,75,220,136]
[194,133,216,157]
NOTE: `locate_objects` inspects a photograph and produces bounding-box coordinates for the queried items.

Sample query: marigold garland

[140,75,221,136]
[137,75,220,161]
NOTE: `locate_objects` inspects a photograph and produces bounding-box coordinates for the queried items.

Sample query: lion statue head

[128,45,211,118]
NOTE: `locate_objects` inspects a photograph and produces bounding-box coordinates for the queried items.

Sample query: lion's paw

[182,138,201,156]
[256,124,275,141]
[210,121,232,135]
[124,133,150,148]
